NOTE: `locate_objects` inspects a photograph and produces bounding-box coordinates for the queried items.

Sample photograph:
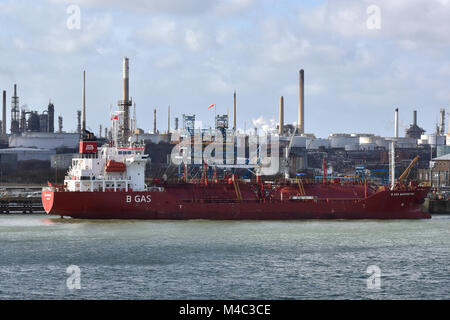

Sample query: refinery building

[1,59,450,187]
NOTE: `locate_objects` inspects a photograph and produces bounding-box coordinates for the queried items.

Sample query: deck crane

[398,156,420,182]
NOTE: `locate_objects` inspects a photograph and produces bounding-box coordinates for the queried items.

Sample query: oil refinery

[0,57,450,214]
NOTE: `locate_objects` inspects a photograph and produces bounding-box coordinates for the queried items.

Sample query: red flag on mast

[208,104,215,109]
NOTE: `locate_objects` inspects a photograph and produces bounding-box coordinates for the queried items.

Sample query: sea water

[0,214,448,299]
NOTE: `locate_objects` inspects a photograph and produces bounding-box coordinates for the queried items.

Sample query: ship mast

[389,141,396,189]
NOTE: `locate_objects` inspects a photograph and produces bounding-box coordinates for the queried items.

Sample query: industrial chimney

[175,117,179,131]
[279,96,284,136]
[168,105,170,133]
[440,108,445,135]
[298,69,304,134]
[81,71,86,137]
[233,91,236,133]
[132,102,136,135]
[118,57,132,144]
[394,108,399,138]
[2,90,6,135]
[153,108,157,134]
[413,110,417,126]
[77,110,81,134]
[10,84,20,134]
[48,100,55,133]
[58,116,63,133]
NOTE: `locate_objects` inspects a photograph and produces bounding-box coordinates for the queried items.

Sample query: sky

[1,0,450,138]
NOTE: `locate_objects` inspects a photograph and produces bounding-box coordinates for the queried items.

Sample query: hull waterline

[42,186,431,220]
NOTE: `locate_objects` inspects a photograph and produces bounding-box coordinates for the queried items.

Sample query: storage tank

[344,144,360,151]
[359,136,376,144]
[421,134,445,146]
[359,142,377,151]
[330,135,358,148]
[306,138,331,150]
[290,136,307,148]
[375,138,389,149]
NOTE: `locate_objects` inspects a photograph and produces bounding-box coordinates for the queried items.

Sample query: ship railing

[146,186,165,192]
[181,197,367,204]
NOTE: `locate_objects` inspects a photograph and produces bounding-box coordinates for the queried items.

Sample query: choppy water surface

[0,214,448,299]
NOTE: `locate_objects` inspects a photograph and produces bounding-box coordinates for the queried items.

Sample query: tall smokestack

[58,116,63,133]
[153,108,157,134]
[132,102,136,135]
[233,91,236,132]
[175,117,179,130]
[168,105,170,133]
[279,96,284,136]
[413,110,417,126]
[298,69,304,134]
[77,110,81,134]
[81,70,86,136]
[119,56,131,143]
[440,108,445,135]
[2,90,6,135]
[394,108,399,138]
[10,84,19,134]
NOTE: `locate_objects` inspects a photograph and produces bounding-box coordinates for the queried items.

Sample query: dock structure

[0,197,44,214]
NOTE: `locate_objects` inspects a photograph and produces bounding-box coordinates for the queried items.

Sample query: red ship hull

[42,183,431,220]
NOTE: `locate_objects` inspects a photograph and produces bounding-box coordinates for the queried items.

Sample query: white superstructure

[63,112,149,192]
[64,144,148,192]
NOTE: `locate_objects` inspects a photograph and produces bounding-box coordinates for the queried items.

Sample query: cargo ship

[41,57,430,220]
[41,127,430,219]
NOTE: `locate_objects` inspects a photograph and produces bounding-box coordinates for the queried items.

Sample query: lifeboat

[105,160,126,172]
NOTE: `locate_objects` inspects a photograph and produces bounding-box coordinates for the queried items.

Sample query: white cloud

[301,0,450,46]
[252,116,276,133]
[184,29,203,52]
[136,18,177,45]
[213,0,257,16]
[49,0,218,15]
